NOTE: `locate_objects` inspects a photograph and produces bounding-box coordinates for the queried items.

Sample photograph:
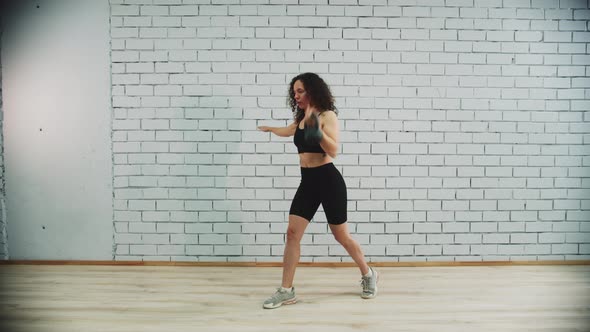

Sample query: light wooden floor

[1,265,589,332]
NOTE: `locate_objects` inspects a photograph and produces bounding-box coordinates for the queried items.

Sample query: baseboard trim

[1,260,589,267]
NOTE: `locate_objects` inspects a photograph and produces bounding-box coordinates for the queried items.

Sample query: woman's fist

[304,112,323,144]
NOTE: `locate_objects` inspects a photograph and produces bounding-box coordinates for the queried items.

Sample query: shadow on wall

[0,0,45,260]
[0,0,113,260]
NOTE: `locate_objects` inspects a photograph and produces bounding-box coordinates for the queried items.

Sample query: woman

[257,73,378,309]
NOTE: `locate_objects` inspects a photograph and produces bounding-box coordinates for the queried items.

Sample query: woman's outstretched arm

[257,121,297,137]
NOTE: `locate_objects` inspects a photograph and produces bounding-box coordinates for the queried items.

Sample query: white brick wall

[110,0,590,262]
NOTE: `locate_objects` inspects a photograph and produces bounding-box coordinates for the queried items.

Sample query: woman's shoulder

[319,109,338,119]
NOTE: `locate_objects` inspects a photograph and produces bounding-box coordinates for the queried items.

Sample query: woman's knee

[334,233,353,246]
[286,227,302,243]
[286,215,308,243]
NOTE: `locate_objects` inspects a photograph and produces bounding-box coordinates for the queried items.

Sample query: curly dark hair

[287,73,337,124]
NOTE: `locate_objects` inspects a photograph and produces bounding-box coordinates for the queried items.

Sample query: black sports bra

[294,124,325,154]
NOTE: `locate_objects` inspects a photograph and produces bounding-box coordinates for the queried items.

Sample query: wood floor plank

[1,265,589,332]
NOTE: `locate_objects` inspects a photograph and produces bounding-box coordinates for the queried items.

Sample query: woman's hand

[303,107,318,125]
[303,111,323,144]
[257,126,272,132]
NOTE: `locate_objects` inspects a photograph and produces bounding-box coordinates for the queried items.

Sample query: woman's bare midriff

[298,152,333,168]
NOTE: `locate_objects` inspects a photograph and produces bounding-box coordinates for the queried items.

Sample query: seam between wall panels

[109,1,116,261]
[0,19,7,260]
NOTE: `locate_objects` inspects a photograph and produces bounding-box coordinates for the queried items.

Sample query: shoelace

[271,288,287,301]
[360,277,369,292]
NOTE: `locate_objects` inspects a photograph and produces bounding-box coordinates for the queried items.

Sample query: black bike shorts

[289,162,347,225]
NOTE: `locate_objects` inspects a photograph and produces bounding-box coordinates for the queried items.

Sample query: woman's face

[293,80,310,110]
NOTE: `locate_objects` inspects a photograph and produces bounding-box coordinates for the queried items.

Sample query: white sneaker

[361,267,378,299]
